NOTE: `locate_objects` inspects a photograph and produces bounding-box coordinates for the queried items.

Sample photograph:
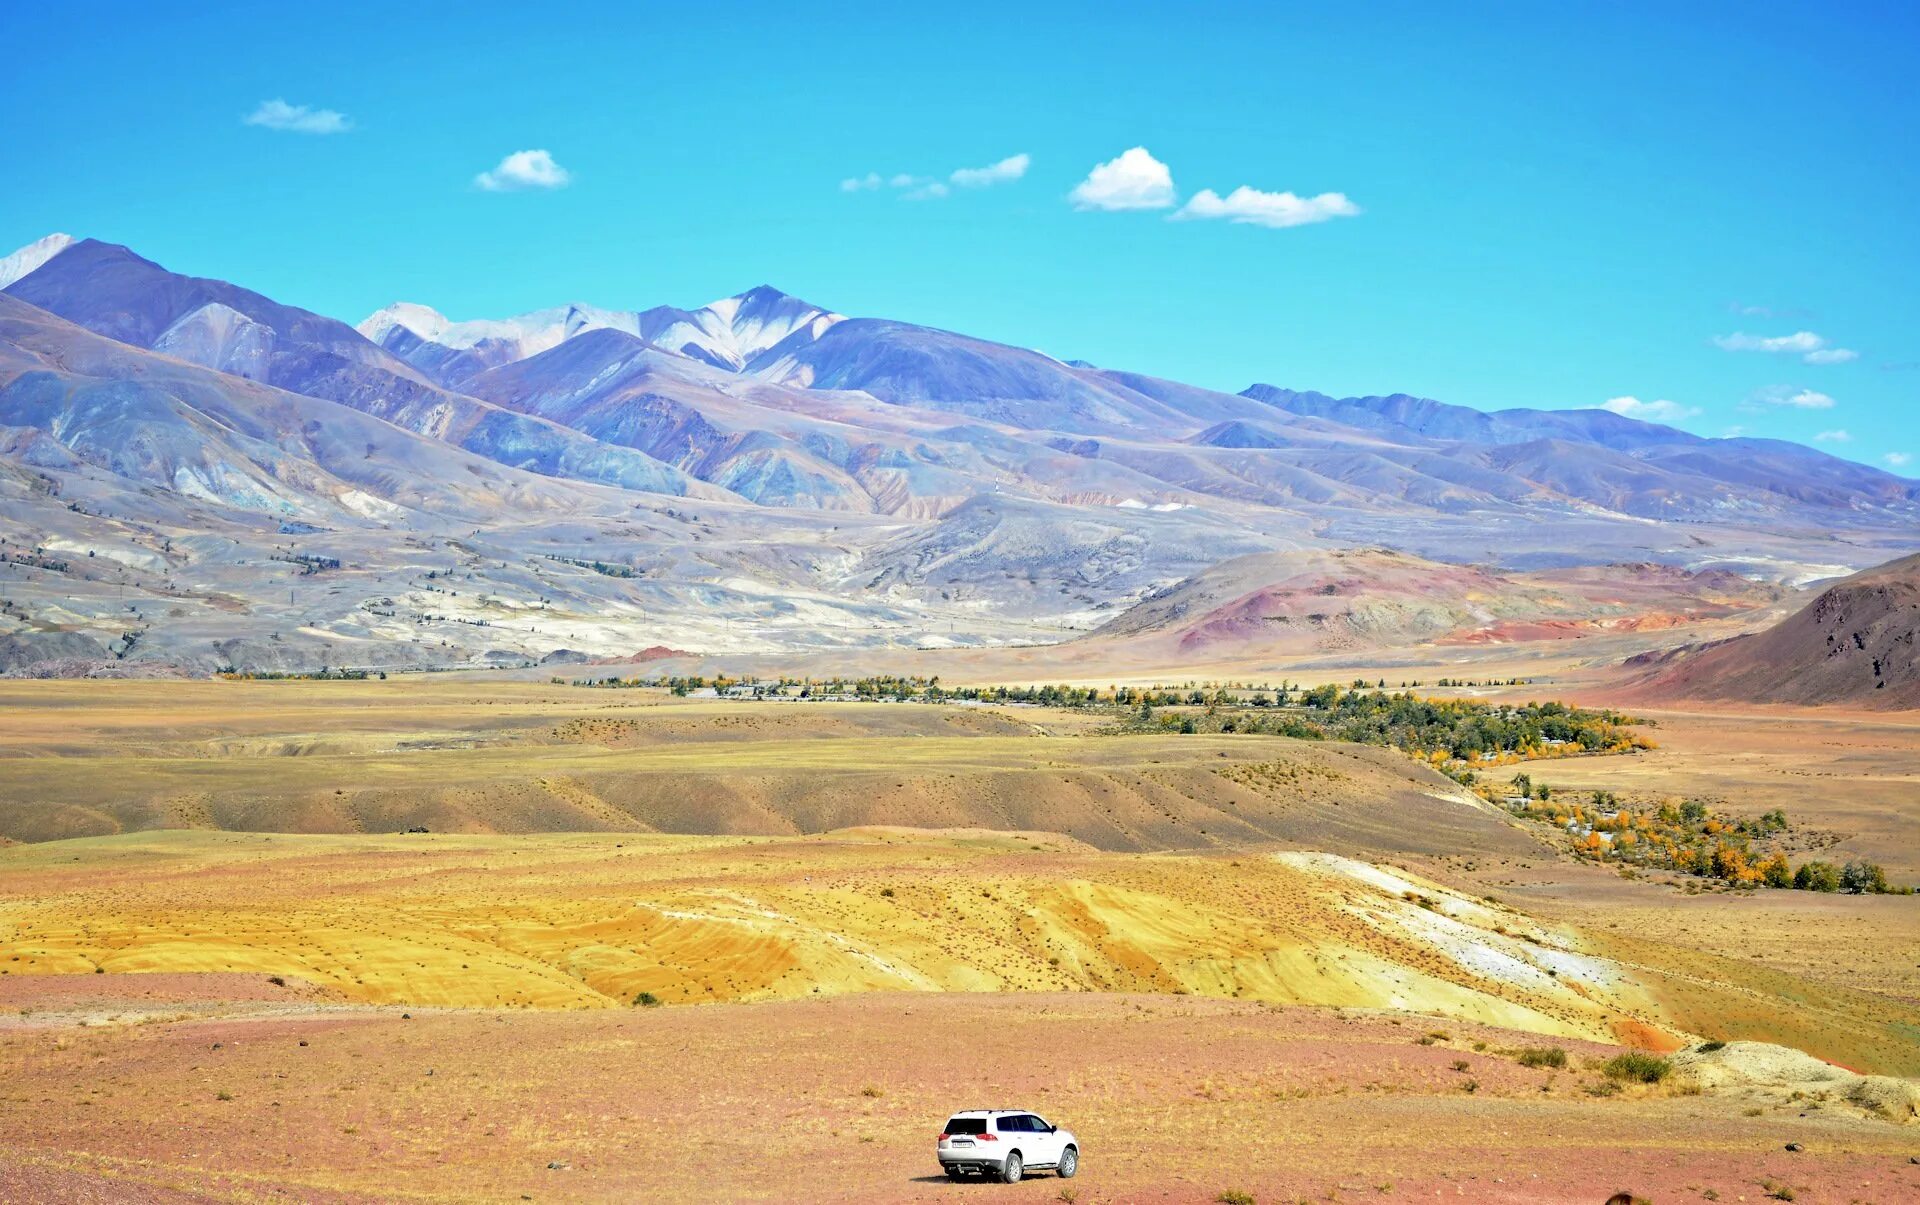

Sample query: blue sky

[3,1,1915,469]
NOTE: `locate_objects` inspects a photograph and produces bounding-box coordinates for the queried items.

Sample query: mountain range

[0,233,1913,675]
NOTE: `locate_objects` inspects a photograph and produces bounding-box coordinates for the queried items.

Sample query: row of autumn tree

[1502,775,1901,893]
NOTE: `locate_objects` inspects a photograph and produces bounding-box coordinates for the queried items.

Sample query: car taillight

[978,1133,998,1141]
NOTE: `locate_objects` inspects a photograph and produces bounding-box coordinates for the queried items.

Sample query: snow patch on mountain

[0,233,75,290]
[357,287,841,375]
[153,302,275,381]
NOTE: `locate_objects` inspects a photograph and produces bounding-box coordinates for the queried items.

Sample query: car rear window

[944,1117,987,1134]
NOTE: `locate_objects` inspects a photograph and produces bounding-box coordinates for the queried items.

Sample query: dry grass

[0,992,1913,1204]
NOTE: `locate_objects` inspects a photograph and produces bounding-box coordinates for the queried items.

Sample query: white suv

[936,1109,1079,1183]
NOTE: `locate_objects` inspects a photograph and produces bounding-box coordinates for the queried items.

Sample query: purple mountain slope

[3,241,707,498]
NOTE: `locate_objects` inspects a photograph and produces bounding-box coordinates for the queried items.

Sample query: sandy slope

[5,826,1917,1076]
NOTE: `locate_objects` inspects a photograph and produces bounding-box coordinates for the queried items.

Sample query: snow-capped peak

[357,285,843,375]
[358,301,451,345]
[659,286,844,371]
[0,233,75,291]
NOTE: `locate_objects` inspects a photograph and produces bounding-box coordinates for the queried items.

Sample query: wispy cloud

[1601,396,1699,423]
[1728,301,1812,320]
[474,150,571,192]
[950,153,1030,188]
[244,98,351,135]
[1714,330,1856,365]
[1746,386,1837,410]
[1802,347,1859,364]
[1886,451,1912,467]
[1173,186,1359,229]
[1069,147,1177,211]
[1813,429,1852,443]
[842,153,1029,200]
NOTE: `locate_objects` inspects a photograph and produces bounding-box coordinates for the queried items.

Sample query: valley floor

[3,989,1917,1204]
[0,680,1915,1202]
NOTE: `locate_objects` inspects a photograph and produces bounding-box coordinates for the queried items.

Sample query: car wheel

[1057,1145,1078,1178]
[1001,1152,1023,1184]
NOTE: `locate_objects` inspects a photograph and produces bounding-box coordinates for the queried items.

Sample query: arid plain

[2,677,1917,1202]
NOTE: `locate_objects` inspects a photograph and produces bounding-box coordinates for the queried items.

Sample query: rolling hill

[1622,552,1920,707]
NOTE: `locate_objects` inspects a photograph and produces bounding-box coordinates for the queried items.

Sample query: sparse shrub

[1460,1079,1479,1093]
[215,1090,233,1101]
[1516,1046,1567,1069]
[860,1085,883,1098]
[1057,1190,1077,1204]
[1696,1040,1725,1053]
[268,975,286,987]
[878,887,895,898]
[633,991,662,1007]
[1762,1181,1795,1201]
[1450,1059,1471,1072]
[1602,1052,1671,1084]
[1215,1191,1255,1205]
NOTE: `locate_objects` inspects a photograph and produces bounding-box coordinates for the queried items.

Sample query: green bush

[634,991,663,1007]
[1793,861,1841,892]
[1841,860,1889,894]
[1516,1046,1567,1069]
[1602,1051,1672,1083]
[1216,1192,1256,1205]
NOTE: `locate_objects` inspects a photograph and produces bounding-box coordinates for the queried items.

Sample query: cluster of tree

[269,553,341,574]
[217,667,389,680]
[543,554,635,579]
[1124,688,1646,762]
[1504,777,1902,893]
[0,551,74,574]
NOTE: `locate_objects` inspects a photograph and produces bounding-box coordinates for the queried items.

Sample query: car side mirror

[1047,1125,1057,1133]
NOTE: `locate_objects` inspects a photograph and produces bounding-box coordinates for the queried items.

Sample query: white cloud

[1884,452,1911,467]
[843,154,1028,200]
[1715,331,1825,354]
[1803,347,1859,364]
[1601,396,1700,423]
[1069,147,1177,211]
[244,98,351,135]
[1714,330,1857,364]
[1813,429,1852,442]
[474,150,571,192]
[950,153,1030,188]
[1748,386,1837,410]
[1173,185,1360,229]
